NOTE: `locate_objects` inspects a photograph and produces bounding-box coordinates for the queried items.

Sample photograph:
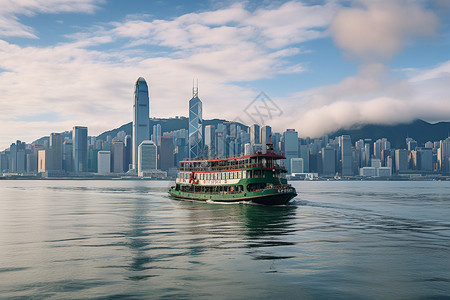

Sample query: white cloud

[409,60,450,83]
[0,0,102,38]
[330,0,438,60]
[267,60,450,138]
[262,0,445,139]
[0,1,340,149]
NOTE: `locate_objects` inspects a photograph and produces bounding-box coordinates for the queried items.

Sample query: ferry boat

[168,144,297,205]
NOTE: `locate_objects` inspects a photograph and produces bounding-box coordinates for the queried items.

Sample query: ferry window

[242,171,246,179]
[214,173,217,180]
[225,172,228,180]
[237,172,241,179]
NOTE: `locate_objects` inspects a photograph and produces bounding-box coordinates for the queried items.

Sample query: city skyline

[1,0,450,150]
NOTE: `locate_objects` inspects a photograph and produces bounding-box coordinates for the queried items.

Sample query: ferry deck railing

[180,163,285,172]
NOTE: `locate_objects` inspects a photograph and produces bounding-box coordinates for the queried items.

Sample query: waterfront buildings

[3,80,450,179]
[133,77,150,170]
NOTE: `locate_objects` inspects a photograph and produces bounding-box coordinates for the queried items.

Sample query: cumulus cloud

[0,1,339,149]
[330,0,438,60]
[76,1,337,51]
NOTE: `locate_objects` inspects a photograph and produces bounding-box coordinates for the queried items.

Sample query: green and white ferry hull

[169,186,296,205]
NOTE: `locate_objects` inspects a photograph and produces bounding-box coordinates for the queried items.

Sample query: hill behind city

[32,119,450,148]
[329,119,450,148]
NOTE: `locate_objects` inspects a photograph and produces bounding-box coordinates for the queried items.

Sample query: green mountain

[329,119,450,148]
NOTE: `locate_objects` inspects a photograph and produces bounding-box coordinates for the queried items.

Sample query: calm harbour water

[0,180,449,299]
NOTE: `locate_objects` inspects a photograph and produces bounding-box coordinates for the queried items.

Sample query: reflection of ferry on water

[169,143,297,205]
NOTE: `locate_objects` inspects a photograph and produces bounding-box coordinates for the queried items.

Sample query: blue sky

[0,0,449,149]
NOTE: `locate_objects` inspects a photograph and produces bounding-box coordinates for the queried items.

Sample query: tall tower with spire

[189,80,203,159]
[132,77,150,170]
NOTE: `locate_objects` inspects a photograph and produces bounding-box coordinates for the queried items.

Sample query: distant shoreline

[1,176,449,181]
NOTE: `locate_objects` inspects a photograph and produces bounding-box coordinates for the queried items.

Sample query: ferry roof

[180,152,286,163]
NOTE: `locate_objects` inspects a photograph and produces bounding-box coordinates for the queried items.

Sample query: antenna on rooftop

[192,78,198,97]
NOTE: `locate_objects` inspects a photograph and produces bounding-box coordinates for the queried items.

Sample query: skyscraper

[188,83,203,159]
[98,151,111,174]
[152,124,161,147]
[283,129,299,173]
[298,144,310,173]
[111,141,125,173]
[204,125,215,159]
[73,126,88,172]
[261,125,272,153]
[250,124,260,147]
[50,133,63,171]
[138,140,157,177]
[160,136,174,171]
[124,135,132,172]
[62,140,73,172]
[340,135,352,176]
[322,146,336,176]
[216,123,226,158]
[133,77,150,170]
